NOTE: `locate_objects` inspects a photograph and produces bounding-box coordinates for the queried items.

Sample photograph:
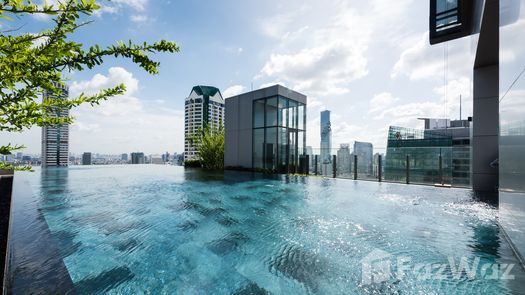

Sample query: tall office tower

[184,86,225,161]
[41,83,69,167]
[337,144,352,175]
[121,153,128,162]
[354,141,374,176]
[82,152,92,165]
[131,152,145,164]
[320,110,332,164]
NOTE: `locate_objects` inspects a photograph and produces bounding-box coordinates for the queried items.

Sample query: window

[429,0,473,44]
[254,99,265,128]
[253,96,306,172]
[266,97,278,127]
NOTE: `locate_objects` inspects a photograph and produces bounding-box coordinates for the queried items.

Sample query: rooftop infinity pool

[5,165,525,294]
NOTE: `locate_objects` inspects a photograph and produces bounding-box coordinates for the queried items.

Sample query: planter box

[0,170,13,176]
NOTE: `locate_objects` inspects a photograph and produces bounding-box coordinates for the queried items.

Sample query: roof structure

[190,85,221,98]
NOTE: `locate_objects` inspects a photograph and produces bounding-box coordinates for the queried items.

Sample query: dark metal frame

[430,0,473,45]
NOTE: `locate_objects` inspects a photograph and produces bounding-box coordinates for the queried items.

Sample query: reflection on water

[7,165,525,294]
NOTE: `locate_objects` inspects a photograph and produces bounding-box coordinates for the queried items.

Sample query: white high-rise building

[41,83,69,167]
[184,86,225,161]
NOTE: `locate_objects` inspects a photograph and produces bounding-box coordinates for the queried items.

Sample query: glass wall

[384,126,470,186]
[252,96,306,172]
[499,0,525,259]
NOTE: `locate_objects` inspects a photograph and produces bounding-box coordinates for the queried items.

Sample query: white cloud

[258,4,370,96]
[31,0,149,20]
[70,67,139,97]
[72,122,100,133]
[500,18,525,64]
[392,32,474,80]
[258,12,296,39]
[432,76,473,119]
[307,96,324,110]
[500,89,525,126]
[68,67,183,153]
[130,15,149,23]
[223,85,246,98]
[369,92,400,113]
[111,0,148,12]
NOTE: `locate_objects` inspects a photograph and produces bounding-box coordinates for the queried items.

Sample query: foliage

[0,0,180,170]
[191,124,224,170]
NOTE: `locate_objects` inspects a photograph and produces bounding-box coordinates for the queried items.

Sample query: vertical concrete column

[472,65,499,193]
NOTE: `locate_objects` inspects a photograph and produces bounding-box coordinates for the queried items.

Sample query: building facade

[41,83,69,167]
[131,152,145,164]
[82,152,92,165]
[320,110,332,164]
[384,119,471,186]
[184,86,225,161]
[224,85,307,173]
[337,144,352,176]
[354,141,374,176]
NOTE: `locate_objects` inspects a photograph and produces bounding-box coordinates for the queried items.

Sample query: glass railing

[301,146,471,188]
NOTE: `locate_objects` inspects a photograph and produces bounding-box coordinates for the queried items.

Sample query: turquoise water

[20,165,525,294]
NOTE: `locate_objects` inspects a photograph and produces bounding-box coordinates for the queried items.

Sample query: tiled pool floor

[6,165,525,294]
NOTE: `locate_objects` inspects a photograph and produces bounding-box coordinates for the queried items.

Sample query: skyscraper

[82,152,92,165]
[131,152,145,164]
[184,86,225,161]
[41,83,69,167]
[337,144,351,176]
[354,141,373,176]
[320,110,332,164]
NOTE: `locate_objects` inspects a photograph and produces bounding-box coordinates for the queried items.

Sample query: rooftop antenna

[459,94,462,120]
[251,82,253,91]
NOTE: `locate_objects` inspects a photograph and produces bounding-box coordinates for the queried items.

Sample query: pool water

[15,165,525,294]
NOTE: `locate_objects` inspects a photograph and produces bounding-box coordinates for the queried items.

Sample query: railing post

[378,155,382,182]
[354,155,358,180]
[332,155,337,178]
[305,155,310,175]
[406,155,410,184]
[439,154,443,185]
[314,155,318,175]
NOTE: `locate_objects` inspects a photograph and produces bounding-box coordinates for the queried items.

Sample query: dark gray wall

[224,85,307,168]
[472,0,500,193]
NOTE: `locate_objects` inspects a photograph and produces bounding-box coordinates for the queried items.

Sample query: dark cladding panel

[430,0,474,44]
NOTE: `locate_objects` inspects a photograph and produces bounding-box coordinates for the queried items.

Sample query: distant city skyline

[0,0,474,155]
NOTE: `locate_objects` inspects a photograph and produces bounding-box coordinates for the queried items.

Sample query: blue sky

[1,0,476,155]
